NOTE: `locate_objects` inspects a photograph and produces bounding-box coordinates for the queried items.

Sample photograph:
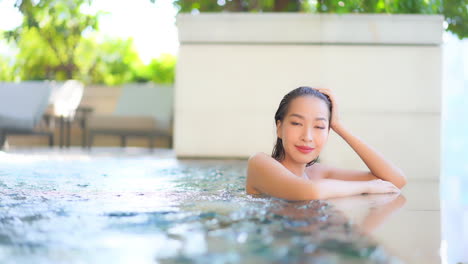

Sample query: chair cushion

[87,115,171,134]
[0,81,52,130]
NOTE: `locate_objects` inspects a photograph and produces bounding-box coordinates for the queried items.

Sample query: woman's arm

[315,88,407,189]
[332,124,407,188]
[310,178,399,199]
[246,153,400,201]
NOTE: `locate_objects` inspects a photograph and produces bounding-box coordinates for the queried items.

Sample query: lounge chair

[0,81,53,149]
[47,80,85,147]
[86,83,173,148]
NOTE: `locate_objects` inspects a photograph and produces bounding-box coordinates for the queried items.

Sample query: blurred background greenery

[0,0,177,85]
[1,0,467,86]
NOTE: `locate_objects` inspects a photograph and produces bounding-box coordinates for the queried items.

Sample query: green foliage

[442,0,468,39]
[1,29,176,85]
[76,37,143,85]
[76,39,176,85]
[315,0,468,39]
[14,27,61,80]
[1,0,177,85]
[167,0,468,38]
[5,0,100,80]
[315,0,440,13]
[0,31,17,82]
[169,0,302,12]
[0,55,16,82]
[139,54,176,85]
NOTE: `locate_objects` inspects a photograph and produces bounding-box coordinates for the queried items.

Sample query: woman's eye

[315,126,325,129]
[291,122,301,126]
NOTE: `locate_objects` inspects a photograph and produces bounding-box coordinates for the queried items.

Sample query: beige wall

[175,14,443,179]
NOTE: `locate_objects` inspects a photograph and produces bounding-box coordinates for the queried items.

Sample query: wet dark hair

[271,86,332,167]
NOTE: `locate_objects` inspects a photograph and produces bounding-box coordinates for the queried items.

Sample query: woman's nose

[302,127,314,142]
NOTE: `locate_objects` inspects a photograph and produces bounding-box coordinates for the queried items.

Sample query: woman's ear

[276,120,282,139]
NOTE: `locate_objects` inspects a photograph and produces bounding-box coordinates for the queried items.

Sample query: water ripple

[0,156,399,263]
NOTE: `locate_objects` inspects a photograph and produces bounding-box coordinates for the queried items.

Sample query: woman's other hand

[366,179,401,194]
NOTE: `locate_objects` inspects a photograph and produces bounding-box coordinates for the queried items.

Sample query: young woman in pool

[246,87,406,201]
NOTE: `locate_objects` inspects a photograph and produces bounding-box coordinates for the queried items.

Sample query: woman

[246,87,406,201]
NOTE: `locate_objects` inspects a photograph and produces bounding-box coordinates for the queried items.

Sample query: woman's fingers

[315,87,336,102]
[384,181,401,193]
[314,88,340,128]
[316,87,332,93]
[316,88,330,95]
[368,179,401,194]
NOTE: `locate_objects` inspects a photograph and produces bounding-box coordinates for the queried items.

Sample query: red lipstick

[295,146,315,154]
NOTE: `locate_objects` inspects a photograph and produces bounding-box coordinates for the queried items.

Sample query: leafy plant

[5,0,101,80]
[164,0,468,39]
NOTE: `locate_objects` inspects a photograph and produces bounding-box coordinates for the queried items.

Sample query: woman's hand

[366,179,401,194]
[314,88,341,131]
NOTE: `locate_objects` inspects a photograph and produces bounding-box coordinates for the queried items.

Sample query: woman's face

[277,95,330,166]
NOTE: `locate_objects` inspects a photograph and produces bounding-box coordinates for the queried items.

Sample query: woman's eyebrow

[315,117,328,121]
[289,113,305,119]
[289,114,328,122]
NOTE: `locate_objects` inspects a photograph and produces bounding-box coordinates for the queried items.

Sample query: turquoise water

[0,154,399,263]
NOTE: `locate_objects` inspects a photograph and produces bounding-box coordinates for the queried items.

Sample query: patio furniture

[0,81,54,149]
[86,83,173,149]
[75,106,94,148]
[47,80,85,147]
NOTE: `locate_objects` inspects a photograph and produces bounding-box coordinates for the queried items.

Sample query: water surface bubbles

[0,153,399,263]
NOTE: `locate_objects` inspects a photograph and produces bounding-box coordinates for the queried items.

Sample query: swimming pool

[0,149,406,264]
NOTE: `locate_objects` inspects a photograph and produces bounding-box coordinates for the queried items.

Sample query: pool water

[0,151,401,264]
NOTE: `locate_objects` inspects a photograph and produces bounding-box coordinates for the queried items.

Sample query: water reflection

[328,193,407,235]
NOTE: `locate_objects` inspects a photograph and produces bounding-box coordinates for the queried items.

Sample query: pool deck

[328,180,441,264]
[0,147,458,263]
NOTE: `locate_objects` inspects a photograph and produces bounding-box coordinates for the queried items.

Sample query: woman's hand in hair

[315,88,341,131]
[314,88,407,189]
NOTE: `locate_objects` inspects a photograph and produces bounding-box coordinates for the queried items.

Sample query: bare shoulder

[246,152,290,195]
[246,153,319,200]
[247,152,278,180]
[246,152,272,194]
[248,152,273,166]
[247,152,288,175]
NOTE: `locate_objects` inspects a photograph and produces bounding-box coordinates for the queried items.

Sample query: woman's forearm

[312,179,370,199]
[333,124,407,188]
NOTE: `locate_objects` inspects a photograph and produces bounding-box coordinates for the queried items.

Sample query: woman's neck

[280,158,306,178]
